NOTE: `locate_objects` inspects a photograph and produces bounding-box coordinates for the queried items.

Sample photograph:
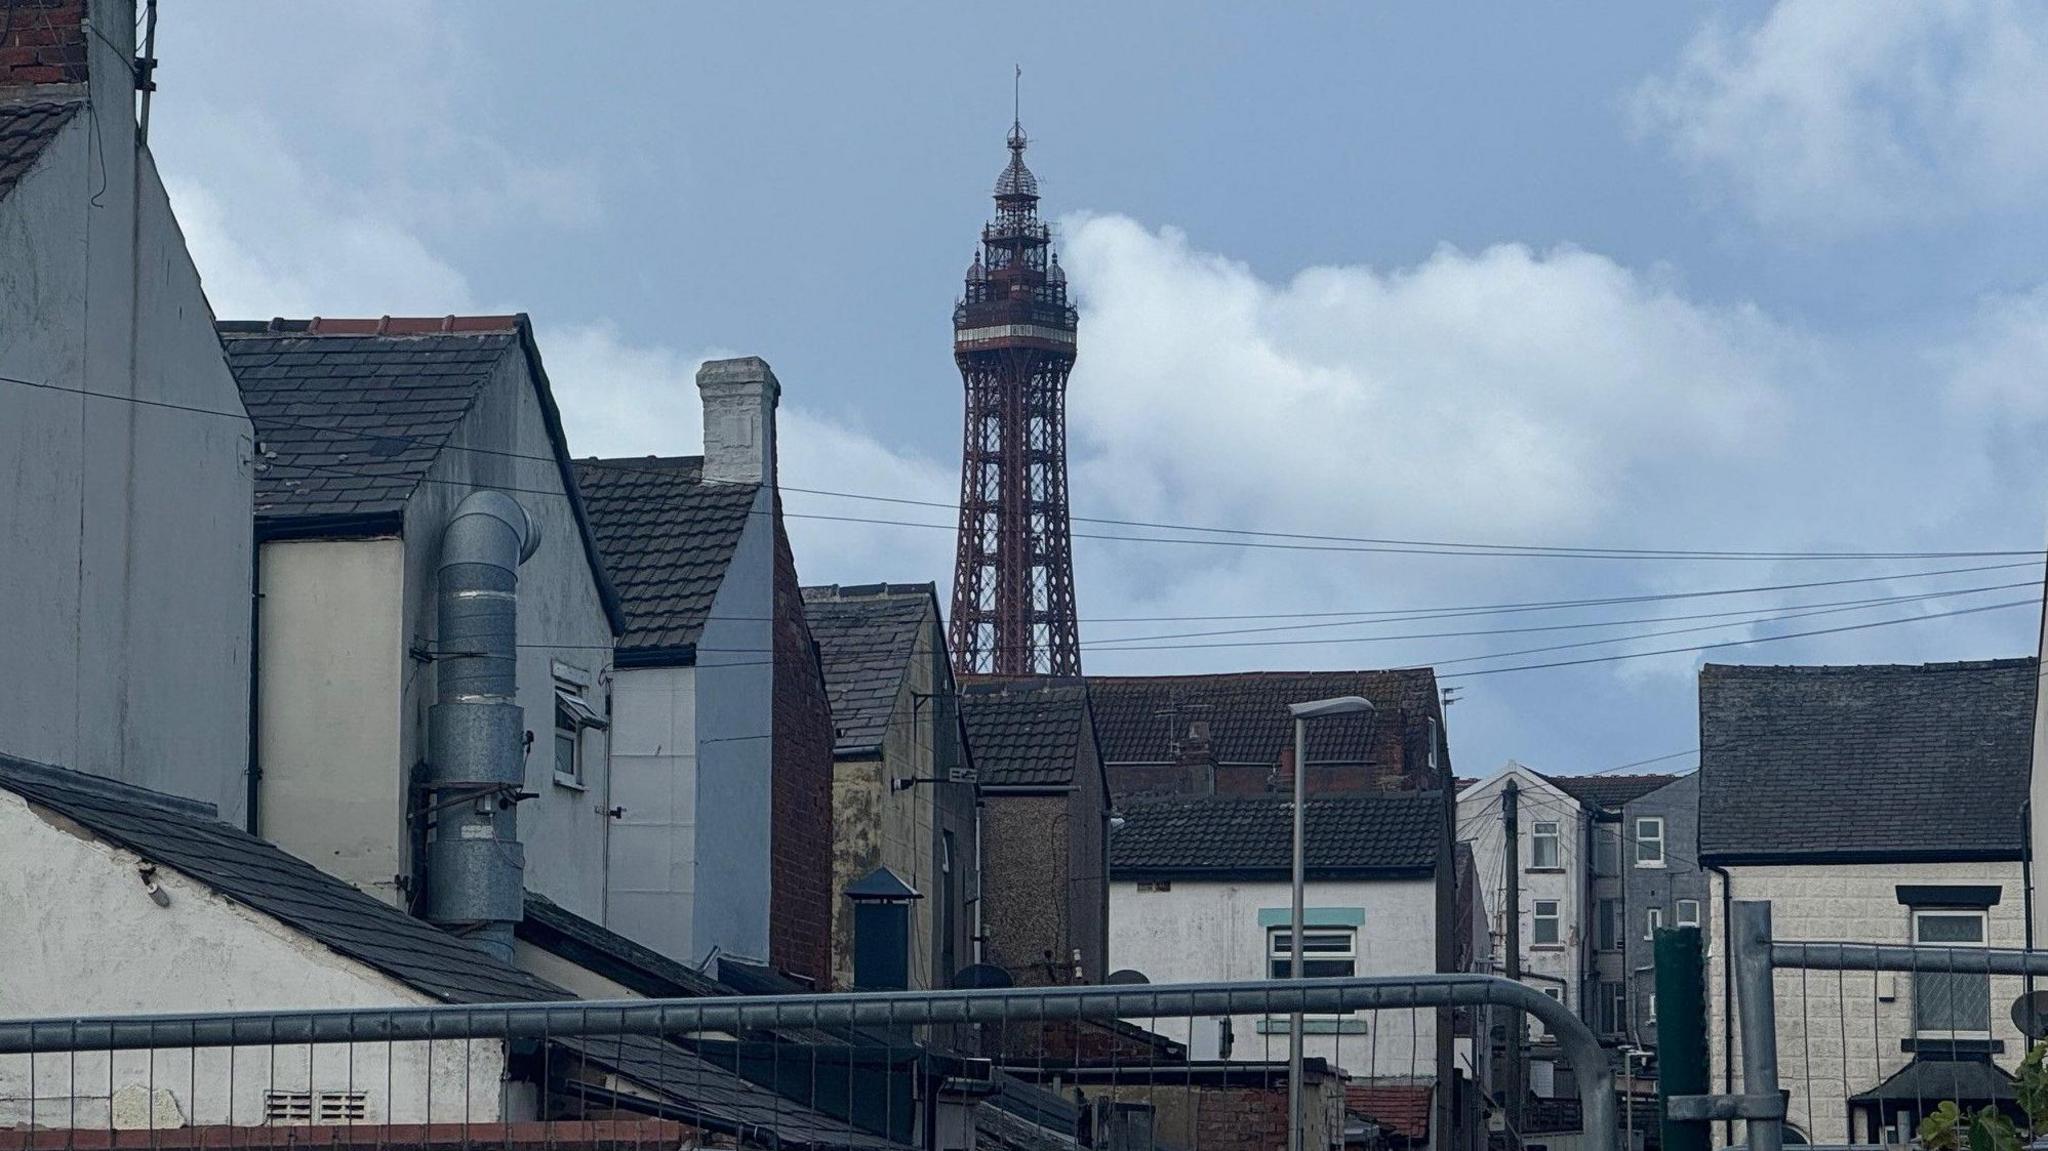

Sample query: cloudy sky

[149,2,2048,779]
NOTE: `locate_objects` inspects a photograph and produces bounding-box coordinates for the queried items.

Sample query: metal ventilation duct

[424,490,540,960]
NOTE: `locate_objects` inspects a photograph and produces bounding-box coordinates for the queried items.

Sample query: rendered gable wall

[0,0,254,822]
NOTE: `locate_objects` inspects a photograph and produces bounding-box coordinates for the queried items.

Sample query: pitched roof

[1539,772,1686,814]
[1086,670,1445,768]
[518,891,731,999]
[1110,791,1443,878]
[1850,1057,2014,1103]
[220,317,522,526]
[575,456,760,659]
[1698,659,2037,864]
[959,680,1091,789]
[217,316,624,632]
[0,757,903,1149]
[1347,1083,1434,1141]
[802,584,937,754]
[0,99,78,200]
[0,754,557,1004]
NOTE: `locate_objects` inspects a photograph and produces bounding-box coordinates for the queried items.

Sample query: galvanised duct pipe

[425,490,540,961]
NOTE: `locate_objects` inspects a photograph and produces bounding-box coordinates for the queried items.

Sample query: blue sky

[150,2,2048,778]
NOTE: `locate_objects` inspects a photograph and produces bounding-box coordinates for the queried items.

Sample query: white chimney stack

[696,356,780,487]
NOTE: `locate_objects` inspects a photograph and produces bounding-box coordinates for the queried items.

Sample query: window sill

[553,774,589,793]
[1525,867,1566,875]
[1529,944,1566,952]
[1254,1017,1367,1035]
[1904,1036,2000,1054]
[1634,862,1667,870]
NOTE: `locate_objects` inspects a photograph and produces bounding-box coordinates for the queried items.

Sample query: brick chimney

[0,0,91,92]
[696,356,780,486]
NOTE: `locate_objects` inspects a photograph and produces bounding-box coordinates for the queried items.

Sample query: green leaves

[2017,1040,2048,1130]
[1917,1091,2034,1151]
[1968,1106,2022,1151]
[1922,1100,1965,1151]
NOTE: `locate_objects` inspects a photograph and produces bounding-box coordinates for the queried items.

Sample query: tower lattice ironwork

[948,117,1082,676]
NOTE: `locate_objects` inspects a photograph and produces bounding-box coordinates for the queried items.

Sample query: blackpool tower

[947,114,1082,677]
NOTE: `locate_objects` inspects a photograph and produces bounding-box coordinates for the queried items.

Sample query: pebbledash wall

[0,0,254,822]
[0,789,507,1129]
[1708,862,2028,1147]
[1110,877,1440,1074]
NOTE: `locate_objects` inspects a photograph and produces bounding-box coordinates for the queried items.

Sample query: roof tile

[1698,659,2035,862]
[802,585,937,753]
[1110,791,1443,876]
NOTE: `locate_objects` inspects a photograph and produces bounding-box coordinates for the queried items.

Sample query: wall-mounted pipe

[423,490,540,961]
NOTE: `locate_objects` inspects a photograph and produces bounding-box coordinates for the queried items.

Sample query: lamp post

[1285,695,1376,1151]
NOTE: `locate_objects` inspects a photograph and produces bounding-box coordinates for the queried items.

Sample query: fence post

[1657,925,1708,1151]
[1731,901,1782,1151]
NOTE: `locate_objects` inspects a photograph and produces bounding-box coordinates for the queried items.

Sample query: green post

[1658,925,1710,1151]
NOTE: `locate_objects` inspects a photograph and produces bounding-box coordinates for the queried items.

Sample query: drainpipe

[423,491,540,961]
[1707,862,1735,1147]
[2025,802,2036,1035]
[245,536,263,835]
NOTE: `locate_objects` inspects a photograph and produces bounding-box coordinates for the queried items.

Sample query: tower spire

[948,108,1082,678]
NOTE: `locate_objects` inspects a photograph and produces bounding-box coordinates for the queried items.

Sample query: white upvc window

[1634,817,1666,867]
[1645,907,1663,940]
[1676,899,1701,928]
[1530,820,1561,869]
[552,670,607,789]
[1532,899,1561,946]
[1913,909,1990,1038]
[1267,926,1358,980]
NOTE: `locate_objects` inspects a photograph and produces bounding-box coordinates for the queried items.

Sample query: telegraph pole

[1502,778,1524,1144]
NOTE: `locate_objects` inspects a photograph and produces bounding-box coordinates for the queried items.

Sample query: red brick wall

[768,506,834,986]
[0,0,88,88]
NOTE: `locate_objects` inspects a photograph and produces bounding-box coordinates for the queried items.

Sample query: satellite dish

[1106,969,1151,985]
[2011,991,2048,1039]
[953,963,1013,989]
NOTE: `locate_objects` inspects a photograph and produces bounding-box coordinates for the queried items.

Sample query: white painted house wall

[1109,877,1439,1077]
[607,663,700,962]
[0,789,509,1129]
[257,538,408,900]
[0,0,254,823]
[1708,862,2027,1147]
[1458,766,1588,1040]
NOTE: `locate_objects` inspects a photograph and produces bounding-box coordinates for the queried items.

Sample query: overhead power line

[7,369,2045,563]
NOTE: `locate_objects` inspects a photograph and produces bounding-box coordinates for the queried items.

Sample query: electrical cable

[8,367,2045,562]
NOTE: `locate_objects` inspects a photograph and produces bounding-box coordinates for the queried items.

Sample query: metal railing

[0,976,1616,1151]
[1707,899,2048,1151]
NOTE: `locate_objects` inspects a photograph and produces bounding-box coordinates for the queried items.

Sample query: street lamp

[1284,695,1375,1151]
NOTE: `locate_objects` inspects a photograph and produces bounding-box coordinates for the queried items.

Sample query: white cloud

[1634,1,2048,233]
[1054,213,2042,691]
[536,322,959,591]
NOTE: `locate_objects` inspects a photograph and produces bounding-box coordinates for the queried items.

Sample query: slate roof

[1698,659,2037,864]
[518,891,731,999]
[219,317,523,526]
[1539,772,1685,814]
[802,584,937,754]
[0,754,558,1002]
[0,756,904,1149]
[959,680,1091,789]
[0,99,78,200]
[217,316,624,633]
[1850,1057,2014,1103]
[1110,791,1444,878]
[576,456,760,659]
[1086,670,1446,769]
